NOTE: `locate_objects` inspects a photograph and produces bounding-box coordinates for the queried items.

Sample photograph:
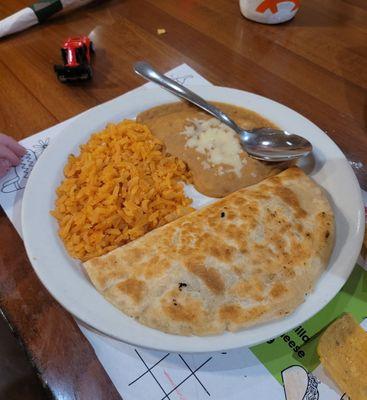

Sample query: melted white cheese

[181,118,245,177]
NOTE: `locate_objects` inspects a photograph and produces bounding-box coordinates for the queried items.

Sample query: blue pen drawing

[1,138,49,194]
[304,373,320,400]
[169,74,194,85]
[32,138,49,153]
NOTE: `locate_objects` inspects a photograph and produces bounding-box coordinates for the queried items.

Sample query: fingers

[7,140,26,157]
[0,159,11,178]
[0,133,26,157]
[0,134,26,177]
[0,144,21,166]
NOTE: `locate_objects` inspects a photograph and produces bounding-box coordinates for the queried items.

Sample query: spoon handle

[134,61,242,134]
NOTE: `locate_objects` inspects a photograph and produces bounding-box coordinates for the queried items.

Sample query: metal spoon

[134,61,312,162]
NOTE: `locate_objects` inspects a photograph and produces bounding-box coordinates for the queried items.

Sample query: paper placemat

[0,64,366,400]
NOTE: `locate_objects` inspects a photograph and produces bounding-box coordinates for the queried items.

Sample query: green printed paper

[250,264,367,384]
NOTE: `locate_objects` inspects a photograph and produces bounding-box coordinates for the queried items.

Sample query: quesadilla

[84,167,334,336]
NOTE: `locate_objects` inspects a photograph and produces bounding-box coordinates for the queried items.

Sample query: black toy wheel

[86,66,93,80]
[90,41,95,53]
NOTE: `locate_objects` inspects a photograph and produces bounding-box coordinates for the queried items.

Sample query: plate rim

[22,85,365,353]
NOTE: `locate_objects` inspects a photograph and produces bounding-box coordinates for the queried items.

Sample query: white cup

[239,0,301,24]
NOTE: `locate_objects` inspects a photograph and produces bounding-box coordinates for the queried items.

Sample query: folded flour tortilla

[84,167,334,336]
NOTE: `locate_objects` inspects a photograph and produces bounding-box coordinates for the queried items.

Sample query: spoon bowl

[241,128,313,161]
[134,61,313,162]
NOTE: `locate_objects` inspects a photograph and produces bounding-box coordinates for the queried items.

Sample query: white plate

[22,86,365,353]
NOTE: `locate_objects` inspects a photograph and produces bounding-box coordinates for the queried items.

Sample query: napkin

[0,0,96,39]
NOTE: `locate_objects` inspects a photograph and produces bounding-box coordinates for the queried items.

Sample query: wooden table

[0,0,366,398]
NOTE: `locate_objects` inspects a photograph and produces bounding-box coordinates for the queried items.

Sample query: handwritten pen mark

[178,354,210,396]
[305,372,320,400]
[169,74,194,85]
[160,356,212,400]
[33,138,49,153]
[133,350,172,400]
[129,352,170,386]
[1,138,49,194]
[163,370,187,400]
[1,149,38,193]
[129,350,212,400]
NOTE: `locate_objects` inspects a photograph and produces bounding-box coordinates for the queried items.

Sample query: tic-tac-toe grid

[129,350,212,400]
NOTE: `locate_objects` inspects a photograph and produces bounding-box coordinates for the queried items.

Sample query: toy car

[54,36,94,82]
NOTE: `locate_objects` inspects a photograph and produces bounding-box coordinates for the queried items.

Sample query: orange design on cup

[256,0,301,14]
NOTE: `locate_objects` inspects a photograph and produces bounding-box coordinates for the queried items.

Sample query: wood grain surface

[0,0,366,398]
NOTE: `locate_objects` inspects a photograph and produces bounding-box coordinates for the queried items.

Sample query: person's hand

[0,133,26,178]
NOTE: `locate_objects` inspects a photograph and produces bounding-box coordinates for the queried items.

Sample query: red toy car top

[54,36,94,82]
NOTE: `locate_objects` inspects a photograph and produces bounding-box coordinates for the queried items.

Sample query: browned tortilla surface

[84,167,334,336]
